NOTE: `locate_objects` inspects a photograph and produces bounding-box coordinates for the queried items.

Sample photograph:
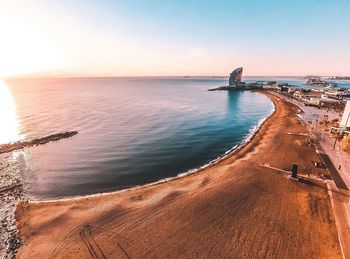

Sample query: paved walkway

[327,181,350,259]
[312,124,350,189]
[272,92,350,259]
[272,92,350,189]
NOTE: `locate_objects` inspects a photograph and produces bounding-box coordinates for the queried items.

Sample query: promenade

[277,93,350,189]
[273,91,350,258]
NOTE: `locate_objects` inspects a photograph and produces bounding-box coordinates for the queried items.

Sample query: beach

[15,93,343,258]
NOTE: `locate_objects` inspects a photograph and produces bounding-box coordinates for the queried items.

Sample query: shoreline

[15,92,343,258]
[27,90,276,203]
[2,90,274,257]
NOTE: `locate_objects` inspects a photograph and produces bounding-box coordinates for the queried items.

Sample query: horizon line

[5,74,350,80]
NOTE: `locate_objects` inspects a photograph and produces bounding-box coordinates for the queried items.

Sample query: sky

[0,0,349,77]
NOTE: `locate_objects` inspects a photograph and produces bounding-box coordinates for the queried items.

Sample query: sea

[2,76,349,200]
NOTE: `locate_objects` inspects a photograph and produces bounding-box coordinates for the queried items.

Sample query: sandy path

[16,93,342,258]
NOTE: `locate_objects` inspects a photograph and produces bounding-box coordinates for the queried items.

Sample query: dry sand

[16,93,342,258]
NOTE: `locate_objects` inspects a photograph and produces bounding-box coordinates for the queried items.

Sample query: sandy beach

[15,93,343,258]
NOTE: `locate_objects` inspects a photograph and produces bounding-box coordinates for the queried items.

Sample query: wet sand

[16,93,342,258]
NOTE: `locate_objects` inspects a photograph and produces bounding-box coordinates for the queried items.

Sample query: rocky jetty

[208,86,242,91]
[0,131,78,154]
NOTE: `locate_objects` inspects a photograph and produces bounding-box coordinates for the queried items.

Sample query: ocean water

[3,77,276,199]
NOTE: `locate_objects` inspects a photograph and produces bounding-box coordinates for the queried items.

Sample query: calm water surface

[3,77,276,199]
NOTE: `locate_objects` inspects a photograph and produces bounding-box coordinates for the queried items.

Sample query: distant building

[308,97,321,106]
[292,90,325,106]
[229,67,243,85]
[324,89,350,100]
[287,87,296,94]
[340,101,350,128]
[319,94,339,103]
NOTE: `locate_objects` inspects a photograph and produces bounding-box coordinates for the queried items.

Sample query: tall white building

[340,101,350,128]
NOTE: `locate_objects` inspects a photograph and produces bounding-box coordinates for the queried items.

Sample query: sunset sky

[1,0,349,77]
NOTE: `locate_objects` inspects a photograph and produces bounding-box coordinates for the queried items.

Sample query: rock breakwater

[0,131,78,154]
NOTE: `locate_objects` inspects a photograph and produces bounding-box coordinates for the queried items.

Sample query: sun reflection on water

[0,79,23,144]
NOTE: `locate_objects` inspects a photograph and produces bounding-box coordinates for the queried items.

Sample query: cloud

[186,48,207,60]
